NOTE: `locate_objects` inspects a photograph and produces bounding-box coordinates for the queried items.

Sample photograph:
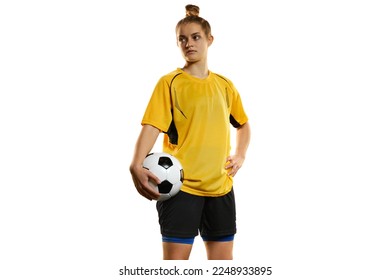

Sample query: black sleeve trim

[165,73,182,145]
[230,114,242,128]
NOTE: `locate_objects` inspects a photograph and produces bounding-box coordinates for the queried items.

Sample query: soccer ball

[142,152,184,201]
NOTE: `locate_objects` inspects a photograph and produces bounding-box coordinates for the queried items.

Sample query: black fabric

[156,189,236,238]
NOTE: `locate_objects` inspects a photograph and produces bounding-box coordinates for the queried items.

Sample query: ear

[208,35,214,46]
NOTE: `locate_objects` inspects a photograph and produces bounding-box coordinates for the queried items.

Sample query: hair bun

[185,4,200,17]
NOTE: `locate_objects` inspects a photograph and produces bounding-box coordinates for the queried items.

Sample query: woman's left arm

[226,122,251,176]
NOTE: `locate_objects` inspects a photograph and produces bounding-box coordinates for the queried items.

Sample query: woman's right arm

[129,124,161,200]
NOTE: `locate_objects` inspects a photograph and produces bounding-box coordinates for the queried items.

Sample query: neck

[182,62,209,79]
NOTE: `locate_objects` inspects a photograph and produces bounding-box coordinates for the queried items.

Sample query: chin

[185,57,200,63]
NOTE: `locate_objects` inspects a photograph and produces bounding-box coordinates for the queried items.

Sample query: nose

[185,39,193,48]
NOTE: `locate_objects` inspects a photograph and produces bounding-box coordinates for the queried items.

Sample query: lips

[186,50,196,55]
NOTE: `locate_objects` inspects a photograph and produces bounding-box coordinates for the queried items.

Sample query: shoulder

[152,69,185,93]
[211,71,234,84]
[210,71,236,89]
[159,69,184,84]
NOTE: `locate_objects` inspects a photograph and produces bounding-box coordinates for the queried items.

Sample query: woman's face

[176,22,213,64]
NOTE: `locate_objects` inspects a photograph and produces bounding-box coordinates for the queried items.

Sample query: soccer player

[129,4,251,260]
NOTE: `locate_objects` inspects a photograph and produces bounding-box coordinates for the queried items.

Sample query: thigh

[156,191,205,238]
[200,189,236,237]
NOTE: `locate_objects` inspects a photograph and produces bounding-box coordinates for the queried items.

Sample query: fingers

[225,160,240,176]
[227,164,240,176]
[137,184,160,201]
[131,168,161,201]
[225,155,244,177]
[135,180,161,201]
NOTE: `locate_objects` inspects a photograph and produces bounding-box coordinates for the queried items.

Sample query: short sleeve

[229,82,249,127]
[141,77,173,132]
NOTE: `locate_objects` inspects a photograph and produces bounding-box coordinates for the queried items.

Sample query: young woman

[130,4,251,260]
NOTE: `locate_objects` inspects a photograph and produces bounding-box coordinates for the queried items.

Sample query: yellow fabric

[142,68,248,196]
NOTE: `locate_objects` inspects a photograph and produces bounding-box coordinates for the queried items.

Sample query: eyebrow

[178,32,201,38]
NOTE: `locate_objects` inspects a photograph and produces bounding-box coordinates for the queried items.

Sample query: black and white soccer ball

[142,152,184,201]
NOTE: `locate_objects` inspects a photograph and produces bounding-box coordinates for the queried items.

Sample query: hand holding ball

[142,153,184,201]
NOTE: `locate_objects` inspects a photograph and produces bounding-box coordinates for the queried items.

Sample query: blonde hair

[176,4,212,37]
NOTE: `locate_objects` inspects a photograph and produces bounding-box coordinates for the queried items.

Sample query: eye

[178,37,187,44]
[193,35,201,40]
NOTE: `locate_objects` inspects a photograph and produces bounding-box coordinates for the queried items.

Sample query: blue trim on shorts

[201,234,235,242]
[162,236,195,245]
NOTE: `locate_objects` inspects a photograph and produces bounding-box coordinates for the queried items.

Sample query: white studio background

[0,0,389,279]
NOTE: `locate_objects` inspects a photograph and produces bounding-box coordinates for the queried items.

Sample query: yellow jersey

[142,68,248,196]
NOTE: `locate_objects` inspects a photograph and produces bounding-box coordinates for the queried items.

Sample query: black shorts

[156,189,236,239]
